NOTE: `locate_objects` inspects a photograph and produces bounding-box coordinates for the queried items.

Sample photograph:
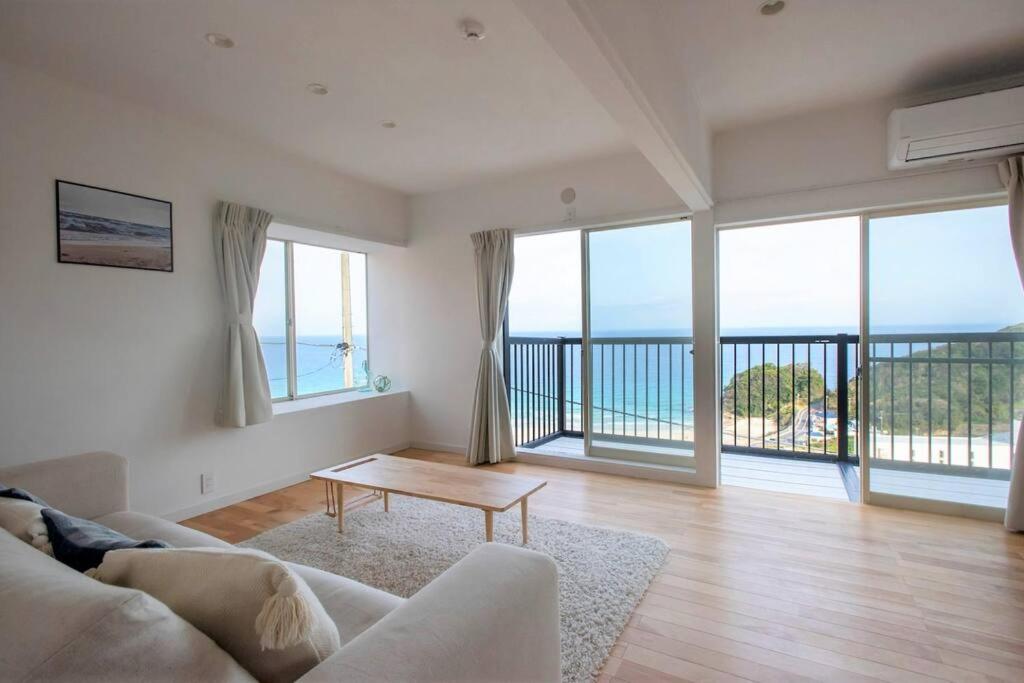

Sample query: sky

[253,237,367,339]
[508,204,1022,336]
[868,204,1023,330]
[509,220,692,336]
[58,181,170,228]
[719,216,859,331]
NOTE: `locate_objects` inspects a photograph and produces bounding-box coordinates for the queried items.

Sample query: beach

[60,242,172,271]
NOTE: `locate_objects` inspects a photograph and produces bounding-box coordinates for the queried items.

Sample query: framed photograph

[56,180,173,272]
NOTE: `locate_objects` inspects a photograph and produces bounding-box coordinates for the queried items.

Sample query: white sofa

[0,452,562,682]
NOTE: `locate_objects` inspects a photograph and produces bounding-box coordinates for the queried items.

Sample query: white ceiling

[0,0,629,194]
[655,0,1024,131]
[3,1,1024,195]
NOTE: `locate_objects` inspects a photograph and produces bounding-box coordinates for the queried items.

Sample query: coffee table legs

[383,491,389,512]
[521,497,529,545]
[484,510,493,542]
[335,482,344,533]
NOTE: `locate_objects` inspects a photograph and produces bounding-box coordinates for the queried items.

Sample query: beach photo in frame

[56,180,173,272]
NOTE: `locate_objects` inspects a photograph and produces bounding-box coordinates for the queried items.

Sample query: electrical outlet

[201,472,215,495]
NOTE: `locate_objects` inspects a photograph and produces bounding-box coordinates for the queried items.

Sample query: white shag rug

[240,495,668,682]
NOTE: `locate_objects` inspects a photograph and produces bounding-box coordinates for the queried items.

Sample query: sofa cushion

[0,452,128,520]
[95,510,232,548]
[91,546,341,683]
[98,511,404,643]
[0,528,254,682]
[289,562,404,644]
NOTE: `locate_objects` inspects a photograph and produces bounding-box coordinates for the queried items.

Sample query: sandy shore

[60,243,171,271]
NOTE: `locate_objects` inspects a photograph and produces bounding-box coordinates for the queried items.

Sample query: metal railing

[506,332,1021,473]
[507,335,694,449]
[867,332,1024,473]
[720,333,859,461]
[506,337,581,446]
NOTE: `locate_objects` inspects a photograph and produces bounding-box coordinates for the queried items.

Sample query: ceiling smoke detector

[459,19,486,41]
[205,33,235,48]
[759,0,785,16]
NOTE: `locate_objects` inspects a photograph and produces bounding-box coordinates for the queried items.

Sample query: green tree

[723,362,827,427]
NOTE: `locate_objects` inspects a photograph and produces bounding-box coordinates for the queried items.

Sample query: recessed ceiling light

[205,33,235,48]
[759,0,785,15]
[306,83,329,96]
[380,120,397,129]
[459,19,486,41]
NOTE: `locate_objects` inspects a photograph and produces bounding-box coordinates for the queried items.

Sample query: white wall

[713,99,1006,226]
[403,151,684,451]
[0,61,411,519]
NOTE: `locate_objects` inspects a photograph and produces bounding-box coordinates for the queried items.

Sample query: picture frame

[55,179,173,272]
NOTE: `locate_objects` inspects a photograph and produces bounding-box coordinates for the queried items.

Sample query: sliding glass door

[583,219,694,465]
[864,202,1021,511]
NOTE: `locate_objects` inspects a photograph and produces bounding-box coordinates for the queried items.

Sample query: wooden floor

[183,449,1024,683]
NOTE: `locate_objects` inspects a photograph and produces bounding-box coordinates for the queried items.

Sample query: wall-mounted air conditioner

[888,85,1024,169]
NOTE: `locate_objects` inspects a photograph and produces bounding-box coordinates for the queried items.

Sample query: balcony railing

[720,333,859,460]
[506,336,693,449]
[506,332,1022,476]
[867,332,1024,473]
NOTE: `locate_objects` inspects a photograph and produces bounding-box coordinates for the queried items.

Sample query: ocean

[260,334,370,398]
[509,323,1015,438]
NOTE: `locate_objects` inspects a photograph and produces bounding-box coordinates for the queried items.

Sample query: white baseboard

[162,440,412,522]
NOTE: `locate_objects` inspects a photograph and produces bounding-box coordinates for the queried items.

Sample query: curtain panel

[1001,156,1024,531]
[213,202,274,428]
[466,229,516,465]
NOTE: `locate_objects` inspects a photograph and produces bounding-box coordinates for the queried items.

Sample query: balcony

[506,332,1018,505]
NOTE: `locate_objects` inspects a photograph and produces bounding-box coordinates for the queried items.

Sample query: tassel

[27,519,52,556]
[254,572,313,650]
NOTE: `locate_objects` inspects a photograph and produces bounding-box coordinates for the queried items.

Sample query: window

[253,236,368,400]
[866,202,1019,508]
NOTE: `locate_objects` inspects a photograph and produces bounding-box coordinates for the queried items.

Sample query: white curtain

[1001,156,1024,531]
[213,202,274,428]
[466,229,516,465]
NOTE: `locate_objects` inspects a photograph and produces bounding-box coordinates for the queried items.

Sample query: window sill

[272,388,406,416]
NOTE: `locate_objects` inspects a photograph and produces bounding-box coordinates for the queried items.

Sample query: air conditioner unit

[887,85,1024,169]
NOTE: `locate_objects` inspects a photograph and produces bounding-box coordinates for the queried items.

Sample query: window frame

[260,236,370,403]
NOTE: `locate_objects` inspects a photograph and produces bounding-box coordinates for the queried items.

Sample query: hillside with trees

[724,324,1024,438]
[722,362,829,429]
[869,323,1024,437]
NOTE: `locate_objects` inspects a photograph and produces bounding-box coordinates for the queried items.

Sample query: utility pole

[340,252,353,387]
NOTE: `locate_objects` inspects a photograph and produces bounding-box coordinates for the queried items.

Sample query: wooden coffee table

[311,455,547,544]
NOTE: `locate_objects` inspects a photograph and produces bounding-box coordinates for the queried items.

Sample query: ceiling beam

[514,0,713,211]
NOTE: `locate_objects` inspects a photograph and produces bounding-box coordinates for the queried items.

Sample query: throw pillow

[0,498,52,554]
[89,546,341,683]
[0,483,50,506]
[41,508,170,572]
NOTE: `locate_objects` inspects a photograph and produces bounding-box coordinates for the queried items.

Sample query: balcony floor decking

[870,466,1010,508]
[720,452,850,500]
[523,436,851,500]
[523,437,1011,507]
